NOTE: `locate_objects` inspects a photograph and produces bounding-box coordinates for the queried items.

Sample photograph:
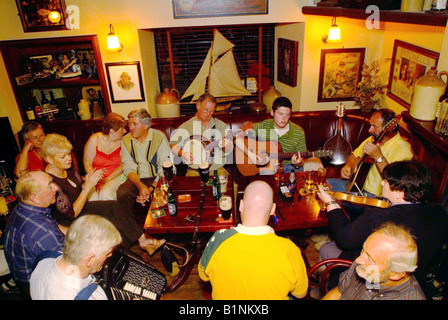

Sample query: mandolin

[345,115,402,193]
[182,121,253,169]
[323,103,353,166]
[235,136,333,176]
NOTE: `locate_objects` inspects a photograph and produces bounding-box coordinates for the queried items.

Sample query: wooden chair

[307,258,352,299]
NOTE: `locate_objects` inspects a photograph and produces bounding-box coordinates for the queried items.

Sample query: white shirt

[30,256,107,300]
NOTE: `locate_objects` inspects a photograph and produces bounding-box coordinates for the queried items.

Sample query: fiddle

[328,191,391,208]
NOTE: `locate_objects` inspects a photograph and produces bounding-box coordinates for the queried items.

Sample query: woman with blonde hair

[41,133,165,256]
[83,112,127,200]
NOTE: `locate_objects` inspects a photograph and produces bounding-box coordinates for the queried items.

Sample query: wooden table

[143,175,236,235]
[142,175,236,293]
[240,171,329,231]
[144,172,327,293]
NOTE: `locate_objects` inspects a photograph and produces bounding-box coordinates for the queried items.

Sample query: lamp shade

[327,25,341,42]
[107,34,121,51]
[107,24,123,51]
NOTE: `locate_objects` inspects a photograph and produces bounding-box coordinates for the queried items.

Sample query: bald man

[198,181,308,300]
[4,171,64,299]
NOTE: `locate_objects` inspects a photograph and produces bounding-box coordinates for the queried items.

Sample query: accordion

[99,247,167,300]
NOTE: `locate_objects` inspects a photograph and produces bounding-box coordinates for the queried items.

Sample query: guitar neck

[204,127,244,151]
[278,151,314,160]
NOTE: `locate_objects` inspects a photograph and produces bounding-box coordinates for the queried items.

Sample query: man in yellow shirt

[198,180,308,300]
[327,108,413,198]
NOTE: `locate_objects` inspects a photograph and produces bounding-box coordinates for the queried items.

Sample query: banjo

[181,122,253,169]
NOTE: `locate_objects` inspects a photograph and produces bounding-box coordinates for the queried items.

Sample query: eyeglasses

[200,108,215,115]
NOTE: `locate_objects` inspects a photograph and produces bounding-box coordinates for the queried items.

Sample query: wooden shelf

[0,35,110,122]
[17,76,101,89]
[302,6,448,26]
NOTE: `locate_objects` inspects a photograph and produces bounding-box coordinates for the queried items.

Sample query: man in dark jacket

[317,160,448,299]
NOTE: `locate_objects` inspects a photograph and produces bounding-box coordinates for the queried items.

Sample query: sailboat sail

[181,30,252,101]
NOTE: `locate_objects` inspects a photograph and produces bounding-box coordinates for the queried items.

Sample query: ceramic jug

[410,67,448,121]
[156,88,180,118]
[78,99,91,120]
[400,0,424,12]
[262,85,282,112]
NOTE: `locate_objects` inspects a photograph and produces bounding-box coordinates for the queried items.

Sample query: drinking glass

[199,162,210,184]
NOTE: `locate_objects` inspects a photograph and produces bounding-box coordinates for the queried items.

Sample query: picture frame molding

[15,0,69,33]
[105,61,145,104]
[387,40,440,109]
[172,0,268,18]
[277,38,299,88]
[318,47,366,103]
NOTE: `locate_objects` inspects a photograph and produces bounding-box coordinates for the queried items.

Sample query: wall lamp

[322,17,341,43]
[107,24,123,51]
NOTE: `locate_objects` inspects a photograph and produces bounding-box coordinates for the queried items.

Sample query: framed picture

[277,38,298,87]
[105,62,145,103]
[15,74,33,86]
[387,40,439,109]
[318,48,366,102]
[15,0,68,32]
[172,0,268,18]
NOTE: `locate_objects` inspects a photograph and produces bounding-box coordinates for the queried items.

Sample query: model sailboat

[181,29,252,108]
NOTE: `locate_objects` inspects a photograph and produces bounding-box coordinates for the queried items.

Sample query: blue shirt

[4,202,65,283]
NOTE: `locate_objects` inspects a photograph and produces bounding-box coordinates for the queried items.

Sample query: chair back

[307,258,352,299]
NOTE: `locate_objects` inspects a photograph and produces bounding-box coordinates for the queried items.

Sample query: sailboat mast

[167,30,176,90]
[207,28,217,93]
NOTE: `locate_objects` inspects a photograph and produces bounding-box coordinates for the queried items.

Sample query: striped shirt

[338,262,426,300]
[252,119,307,164]
[4,202,65,283]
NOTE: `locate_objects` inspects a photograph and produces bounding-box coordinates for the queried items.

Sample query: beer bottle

[98,90,106,115]
[167,184,177,217]
[33,96,42,118]
[288,170,296,194]
[212,170,221,200]
[49,90,59,117]
[25,104,36,120]
[40,90,52,120]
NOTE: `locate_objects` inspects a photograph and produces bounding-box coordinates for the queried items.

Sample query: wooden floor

[130,228,325,300]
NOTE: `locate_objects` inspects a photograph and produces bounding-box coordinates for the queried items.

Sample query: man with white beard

[322,223,426,300]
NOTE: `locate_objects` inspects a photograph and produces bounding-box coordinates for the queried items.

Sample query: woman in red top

[14,121,46,177]
[83,112,127,200]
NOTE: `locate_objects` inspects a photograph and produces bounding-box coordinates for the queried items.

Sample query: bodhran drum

[182,135,212,169]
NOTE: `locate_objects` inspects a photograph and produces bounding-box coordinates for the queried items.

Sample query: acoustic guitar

[181,121,253,169]
[345,115,402,193]
[235,136,333,176]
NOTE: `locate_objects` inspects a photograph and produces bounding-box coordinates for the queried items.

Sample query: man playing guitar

[235,97,307,174]
[328,108,413,198]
